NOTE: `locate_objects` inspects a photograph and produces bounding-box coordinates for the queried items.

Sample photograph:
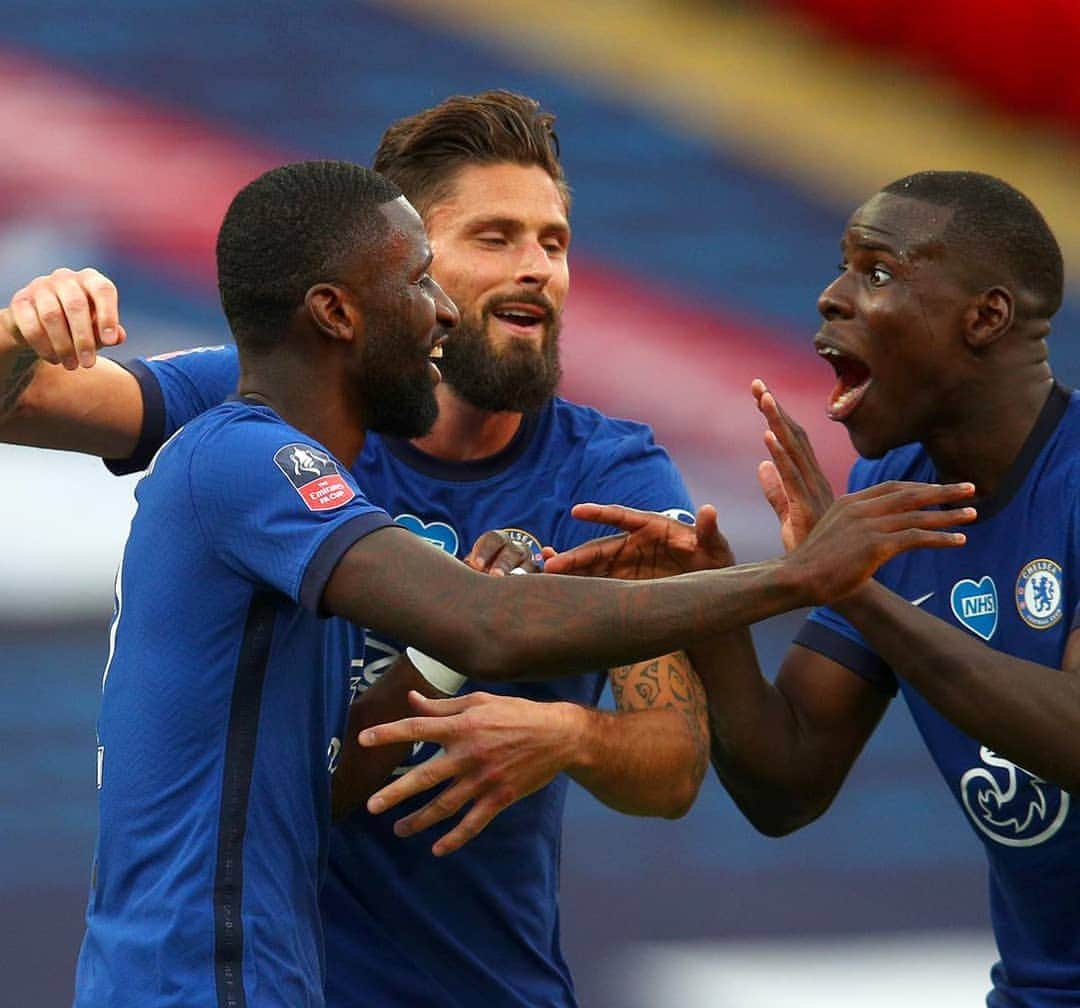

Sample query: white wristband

[406,646,467,695]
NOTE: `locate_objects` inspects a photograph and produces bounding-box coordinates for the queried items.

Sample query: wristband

[406,646,467,695]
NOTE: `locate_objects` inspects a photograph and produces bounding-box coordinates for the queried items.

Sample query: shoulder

[542,397,691,513]
[170,402,340,487]
[544,397,669,465]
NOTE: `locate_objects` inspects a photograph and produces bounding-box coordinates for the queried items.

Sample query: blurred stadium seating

[3,1,1078,1003]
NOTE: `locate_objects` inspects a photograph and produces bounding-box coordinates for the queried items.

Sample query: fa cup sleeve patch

[273,443,356,512]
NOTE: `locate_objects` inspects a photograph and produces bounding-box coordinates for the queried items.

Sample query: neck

[409,384,525,461]
[239,360,367,468]
[924,363,1054,496]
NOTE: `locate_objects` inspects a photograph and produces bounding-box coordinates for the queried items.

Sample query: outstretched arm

[324,473,975,683]
[0,269,143,456]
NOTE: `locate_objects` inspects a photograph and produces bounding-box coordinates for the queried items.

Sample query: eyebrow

[842,234,900,256]
[468,215,570,237]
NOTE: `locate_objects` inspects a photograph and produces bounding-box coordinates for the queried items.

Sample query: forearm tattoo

[612,654,710,779]
[0,347,39,419]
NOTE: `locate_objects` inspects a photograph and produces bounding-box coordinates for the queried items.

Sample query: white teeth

[429,345,443,359]
[818,346,841,358]
[832,387,860,408]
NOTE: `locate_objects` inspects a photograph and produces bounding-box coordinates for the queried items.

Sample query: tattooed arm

[355,653,707,856]
[566,653,708,817]
[0,337,40,425]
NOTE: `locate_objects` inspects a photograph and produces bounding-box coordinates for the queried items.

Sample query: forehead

[378,195,431,266]
[844,192,955,260]
[425,162,569,233]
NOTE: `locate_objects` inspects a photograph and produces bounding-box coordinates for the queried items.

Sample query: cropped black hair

[217,160,403,351]
[882,171,1063,317]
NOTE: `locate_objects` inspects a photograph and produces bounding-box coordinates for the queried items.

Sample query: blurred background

[3,0,1080,1003]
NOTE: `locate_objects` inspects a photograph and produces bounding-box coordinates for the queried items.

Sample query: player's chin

[846,415,901,461]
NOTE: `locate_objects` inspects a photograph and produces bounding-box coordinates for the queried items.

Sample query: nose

[516,240,555,289]
[817,271,853,321]
[431,278,460,329]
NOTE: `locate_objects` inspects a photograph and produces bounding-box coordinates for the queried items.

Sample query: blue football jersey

[110,345,694,1008]
[798,384,1080,1007]
[80,398,393,1008]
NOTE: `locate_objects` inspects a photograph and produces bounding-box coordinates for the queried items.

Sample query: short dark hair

[372,90,569,217]
[881,170,1064,317]
[217,160,403,351]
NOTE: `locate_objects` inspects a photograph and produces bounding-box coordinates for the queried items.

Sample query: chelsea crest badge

[1015,558,1063,630]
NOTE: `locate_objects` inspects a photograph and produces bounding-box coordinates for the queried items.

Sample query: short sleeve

[571,422,695,545]
[105,346,241,475]
[795,608,897,695]
[186,412,393,612]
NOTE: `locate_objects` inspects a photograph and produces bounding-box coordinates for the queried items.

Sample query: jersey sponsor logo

[660,507,695,525]
[960,746,1069,847]
[1015,558,1063,630]
[501,527,543,564]
[395,514,459,554]
[147,345,226,361]
[950,576,998,641]
[273,443,356,511]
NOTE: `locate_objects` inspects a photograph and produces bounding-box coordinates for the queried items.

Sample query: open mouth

[429,330,447,360]
[490,303,547,333]
[817,343,872,420]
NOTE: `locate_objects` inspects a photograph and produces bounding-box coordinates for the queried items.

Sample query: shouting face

[815,192,975,459]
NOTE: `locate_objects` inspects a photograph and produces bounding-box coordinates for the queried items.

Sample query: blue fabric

[801,386,1080,1006]
[113,346,694,1007]
[76,400,392,1007]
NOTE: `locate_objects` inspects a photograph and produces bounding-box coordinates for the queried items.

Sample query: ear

[964,286,1013,350]
[304,283,363,343]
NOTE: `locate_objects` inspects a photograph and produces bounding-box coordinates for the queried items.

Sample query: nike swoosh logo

[910,592,934,607]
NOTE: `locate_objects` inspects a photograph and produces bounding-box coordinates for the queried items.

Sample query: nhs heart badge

[395,514,459,555]
[950,576,998,641]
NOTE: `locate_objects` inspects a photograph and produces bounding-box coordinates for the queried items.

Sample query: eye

[476,234,508,247]
[542,239,566,256]
[868,265,893,287]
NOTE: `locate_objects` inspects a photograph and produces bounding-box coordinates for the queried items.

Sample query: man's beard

[437,307,562,413]
[350,324,441,440]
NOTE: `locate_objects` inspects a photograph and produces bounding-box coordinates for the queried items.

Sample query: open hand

[360,690,579,856]
[752,378,834,551]
[791,480,976,604]
[542,503,734,579]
